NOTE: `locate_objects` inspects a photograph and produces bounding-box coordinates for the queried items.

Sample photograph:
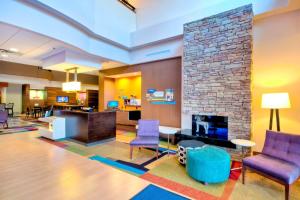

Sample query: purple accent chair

[243,131,300,200]
[0,111,8,128]
[130,120,160,159]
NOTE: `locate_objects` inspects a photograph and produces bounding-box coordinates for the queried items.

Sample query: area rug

[0,118,45,135]
[141,155,241,200]
[0,126,39,135]
[131,184,189,200]
[38,130,245,200]
[19,117,48,127]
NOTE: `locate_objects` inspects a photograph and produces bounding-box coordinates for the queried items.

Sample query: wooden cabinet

[86,90,98,108]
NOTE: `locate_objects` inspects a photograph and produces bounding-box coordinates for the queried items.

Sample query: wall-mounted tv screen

[192,115,228,140]
[56,96,69,103]
[107,100,119,109]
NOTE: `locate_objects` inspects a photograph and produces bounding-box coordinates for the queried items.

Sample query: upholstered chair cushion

[243,154,300,184]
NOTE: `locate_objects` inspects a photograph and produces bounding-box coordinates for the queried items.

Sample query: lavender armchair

[0,111,8,128]
[130,120,160,159]
[242,131,300,200]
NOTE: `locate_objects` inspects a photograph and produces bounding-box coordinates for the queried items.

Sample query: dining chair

[0,111,8,128]
[5,103,14,117]
[0,103,6,112]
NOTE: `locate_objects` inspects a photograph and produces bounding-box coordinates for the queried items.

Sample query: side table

[231,139,256,171]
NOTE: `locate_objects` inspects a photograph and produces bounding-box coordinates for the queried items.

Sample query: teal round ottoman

[186,146,231,184]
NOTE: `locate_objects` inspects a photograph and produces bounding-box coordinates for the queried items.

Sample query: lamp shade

[261,93,291,109]
[62,81,81,92]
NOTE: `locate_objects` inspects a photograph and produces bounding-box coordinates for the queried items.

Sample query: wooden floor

[0,131,149,200]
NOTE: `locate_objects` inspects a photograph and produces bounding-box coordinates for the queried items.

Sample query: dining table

[32,106,44,118]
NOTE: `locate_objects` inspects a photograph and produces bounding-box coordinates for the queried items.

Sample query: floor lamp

[261,93,291,131]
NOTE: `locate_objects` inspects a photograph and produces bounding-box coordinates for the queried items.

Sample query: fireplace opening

[192,115,228,140]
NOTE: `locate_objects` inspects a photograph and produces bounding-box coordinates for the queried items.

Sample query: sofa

[242,130,300,200]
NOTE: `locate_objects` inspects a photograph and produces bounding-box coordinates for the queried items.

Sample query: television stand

[175,129,236,149]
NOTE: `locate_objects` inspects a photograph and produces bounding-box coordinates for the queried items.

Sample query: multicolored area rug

[0,126,38,135]
[38,130,245,199]
[20,117,49,127]
[0,118,41,135]
[131,184,189,200]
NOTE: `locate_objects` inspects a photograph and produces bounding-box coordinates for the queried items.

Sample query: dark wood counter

[54,110,116,144]
[116,110,140,131]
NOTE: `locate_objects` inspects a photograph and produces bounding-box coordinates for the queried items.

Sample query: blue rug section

[89,155,146,175]
[146,147,177,154]
[131,184,190,200]
[116,160,149,171]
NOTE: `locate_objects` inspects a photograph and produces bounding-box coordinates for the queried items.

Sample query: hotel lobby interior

[0,0,300,199]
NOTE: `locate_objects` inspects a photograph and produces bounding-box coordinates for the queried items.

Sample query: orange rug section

[141,170,240,200]
[141,173,218,200]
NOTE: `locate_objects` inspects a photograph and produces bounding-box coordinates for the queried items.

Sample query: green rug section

[148,156,226,197]
[65,145,90,156]
[61,140,160,165]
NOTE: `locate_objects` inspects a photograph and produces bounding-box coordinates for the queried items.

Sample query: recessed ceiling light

[1,54,8,58]
[9,48,19,52]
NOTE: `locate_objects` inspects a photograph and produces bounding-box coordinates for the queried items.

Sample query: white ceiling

[0,22,125,75]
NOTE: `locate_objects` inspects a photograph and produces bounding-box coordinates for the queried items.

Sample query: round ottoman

[177,140,205,165]
[186,146,231,184]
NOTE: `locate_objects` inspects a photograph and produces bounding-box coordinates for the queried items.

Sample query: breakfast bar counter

[54,110,116,145]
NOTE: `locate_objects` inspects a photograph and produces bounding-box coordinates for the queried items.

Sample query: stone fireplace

[182,5,253,146]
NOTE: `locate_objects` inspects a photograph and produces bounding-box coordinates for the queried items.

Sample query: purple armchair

[130,120,160,159]
[243,131,300,200]
[0,111,8,128]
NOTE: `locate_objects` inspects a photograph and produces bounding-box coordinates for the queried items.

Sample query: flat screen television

[107,100,119,109]
[192,115,228,140]
[129,110,141,121]
[56,96,69,103]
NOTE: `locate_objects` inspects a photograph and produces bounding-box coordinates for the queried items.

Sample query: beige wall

[103,78,116,109]
[4,83,22,114]
[252,9,300,151]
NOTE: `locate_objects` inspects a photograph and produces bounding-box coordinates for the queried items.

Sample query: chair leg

[156,146,159,159]
[285,184,290,200]
[5,121,8,128]
[242,165,246,184]
[130,146,133,160]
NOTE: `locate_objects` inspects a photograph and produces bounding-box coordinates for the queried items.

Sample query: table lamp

[261,93,291,131]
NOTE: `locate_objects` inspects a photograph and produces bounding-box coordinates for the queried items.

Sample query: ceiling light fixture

[0,53,8,58]
[0,48,22,57]
[9,48,19,52]
[62,67,81,92]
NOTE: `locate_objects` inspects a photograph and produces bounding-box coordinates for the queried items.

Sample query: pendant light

[62,67,81,92]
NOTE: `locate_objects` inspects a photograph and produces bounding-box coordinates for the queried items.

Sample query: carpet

[0,126,39,135]
[131,184,189,200]
[38,131,243,199]
[37,130,300,200]
[20,117,49,127]
[0,118,43,135]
